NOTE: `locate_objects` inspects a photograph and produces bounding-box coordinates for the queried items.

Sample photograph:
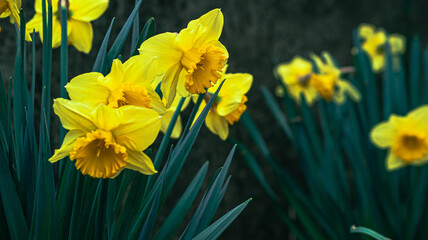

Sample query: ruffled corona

[107,83,152,109]
[392,130,428,163]
[70,130,128,178]
[182,45,226,94]
[225,95,248,125]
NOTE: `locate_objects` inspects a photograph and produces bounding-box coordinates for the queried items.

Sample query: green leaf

[260,86,294,142]
[192,198,251,240]
[92,18,115,73]
[137,174,163,240]
[107,0,143,63]
[132,17,155,56]
[153,162,209,240]
[180,146,236,239]
[0,149,28,239]
[350,225,391,240]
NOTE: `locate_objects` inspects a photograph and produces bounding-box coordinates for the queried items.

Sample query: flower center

[392,131,428,163]
[225,95,248,125]
[0,0,8,15]
[107,83,152,109]
[181,45,226,94]
[56,0,72,21]
[311,74,336,101]
[297,74,313,88]
[70,129,128,178]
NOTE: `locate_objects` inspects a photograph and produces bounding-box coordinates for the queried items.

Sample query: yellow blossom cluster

[50,9,253,178]
[275,52,360,106]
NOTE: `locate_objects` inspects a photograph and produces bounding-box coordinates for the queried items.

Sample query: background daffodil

[357,23,405,72]
[26,0,108,53]
[65,57,165,115]
[50,98,161,178]
[0,0,31,40]
[139,9,229,108]
[275,56,318,105]
[370,106,428,170]
[310,52,361,104]
[194,69,253,140]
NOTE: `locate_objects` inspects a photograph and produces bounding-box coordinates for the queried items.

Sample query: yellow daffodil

[0,0,31,40]
[26,0,108,53]
[65,57,165,115]
[50,98,161,178]
[357,23,405,72]
[310,52,361,104]
[139,9,229,108]
[194,69,252,140]
[160,96,190,139]
[370,106,428,170]
[274,56,318,105]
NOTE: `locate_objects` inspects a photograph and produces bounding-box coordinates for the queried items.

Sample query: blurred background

[1,0,428,238]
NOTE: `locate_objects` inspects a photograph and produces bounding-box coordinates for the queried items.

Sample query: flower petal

[66,72,109,106]
[123,55,158,86]
[216,85,243,116]
[160,63,184,108]
[186,9,223,47]
[26,13,43,33]
[113,106,161,152]
[205,110,229,141]
[358,23,375,39]
[99,59,124,90]
[161,111,182,139]
[49,129,86,162]
[70,0,108,22]
[370,121,396,148]
[35,0,58,14]
[126,150,157,175]
[386,151,406,171]
[92,104,122,131]
[139,32,182,74]
[53,98,95,131]
[223,73,253,94]
[68,19,93,53]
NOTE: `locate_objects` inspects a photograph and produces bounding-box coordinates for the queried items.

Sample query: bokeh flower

[65,57,165,115]
[50,98,161,178]
[139,9,228,108]
[370,106,428,170]
[194,68,252,140]
[357,23,405,72]
[0,0,31,40]
[274,56,318,105]
[26,0,108,53]
[311,52,361,104]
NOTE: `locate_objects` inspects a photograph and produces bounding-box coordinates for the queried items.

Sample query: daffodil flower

[27,0,108,53]
[0,0,31,40]
[310,52,361,104]
[275,56,319,105]
[139,9,229,108]
[370,106,428,170]
[65,57,165,115]
[357,23,405,72]
[160,96,190,139]
[193,69,252,140]
[50,98,161,178]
